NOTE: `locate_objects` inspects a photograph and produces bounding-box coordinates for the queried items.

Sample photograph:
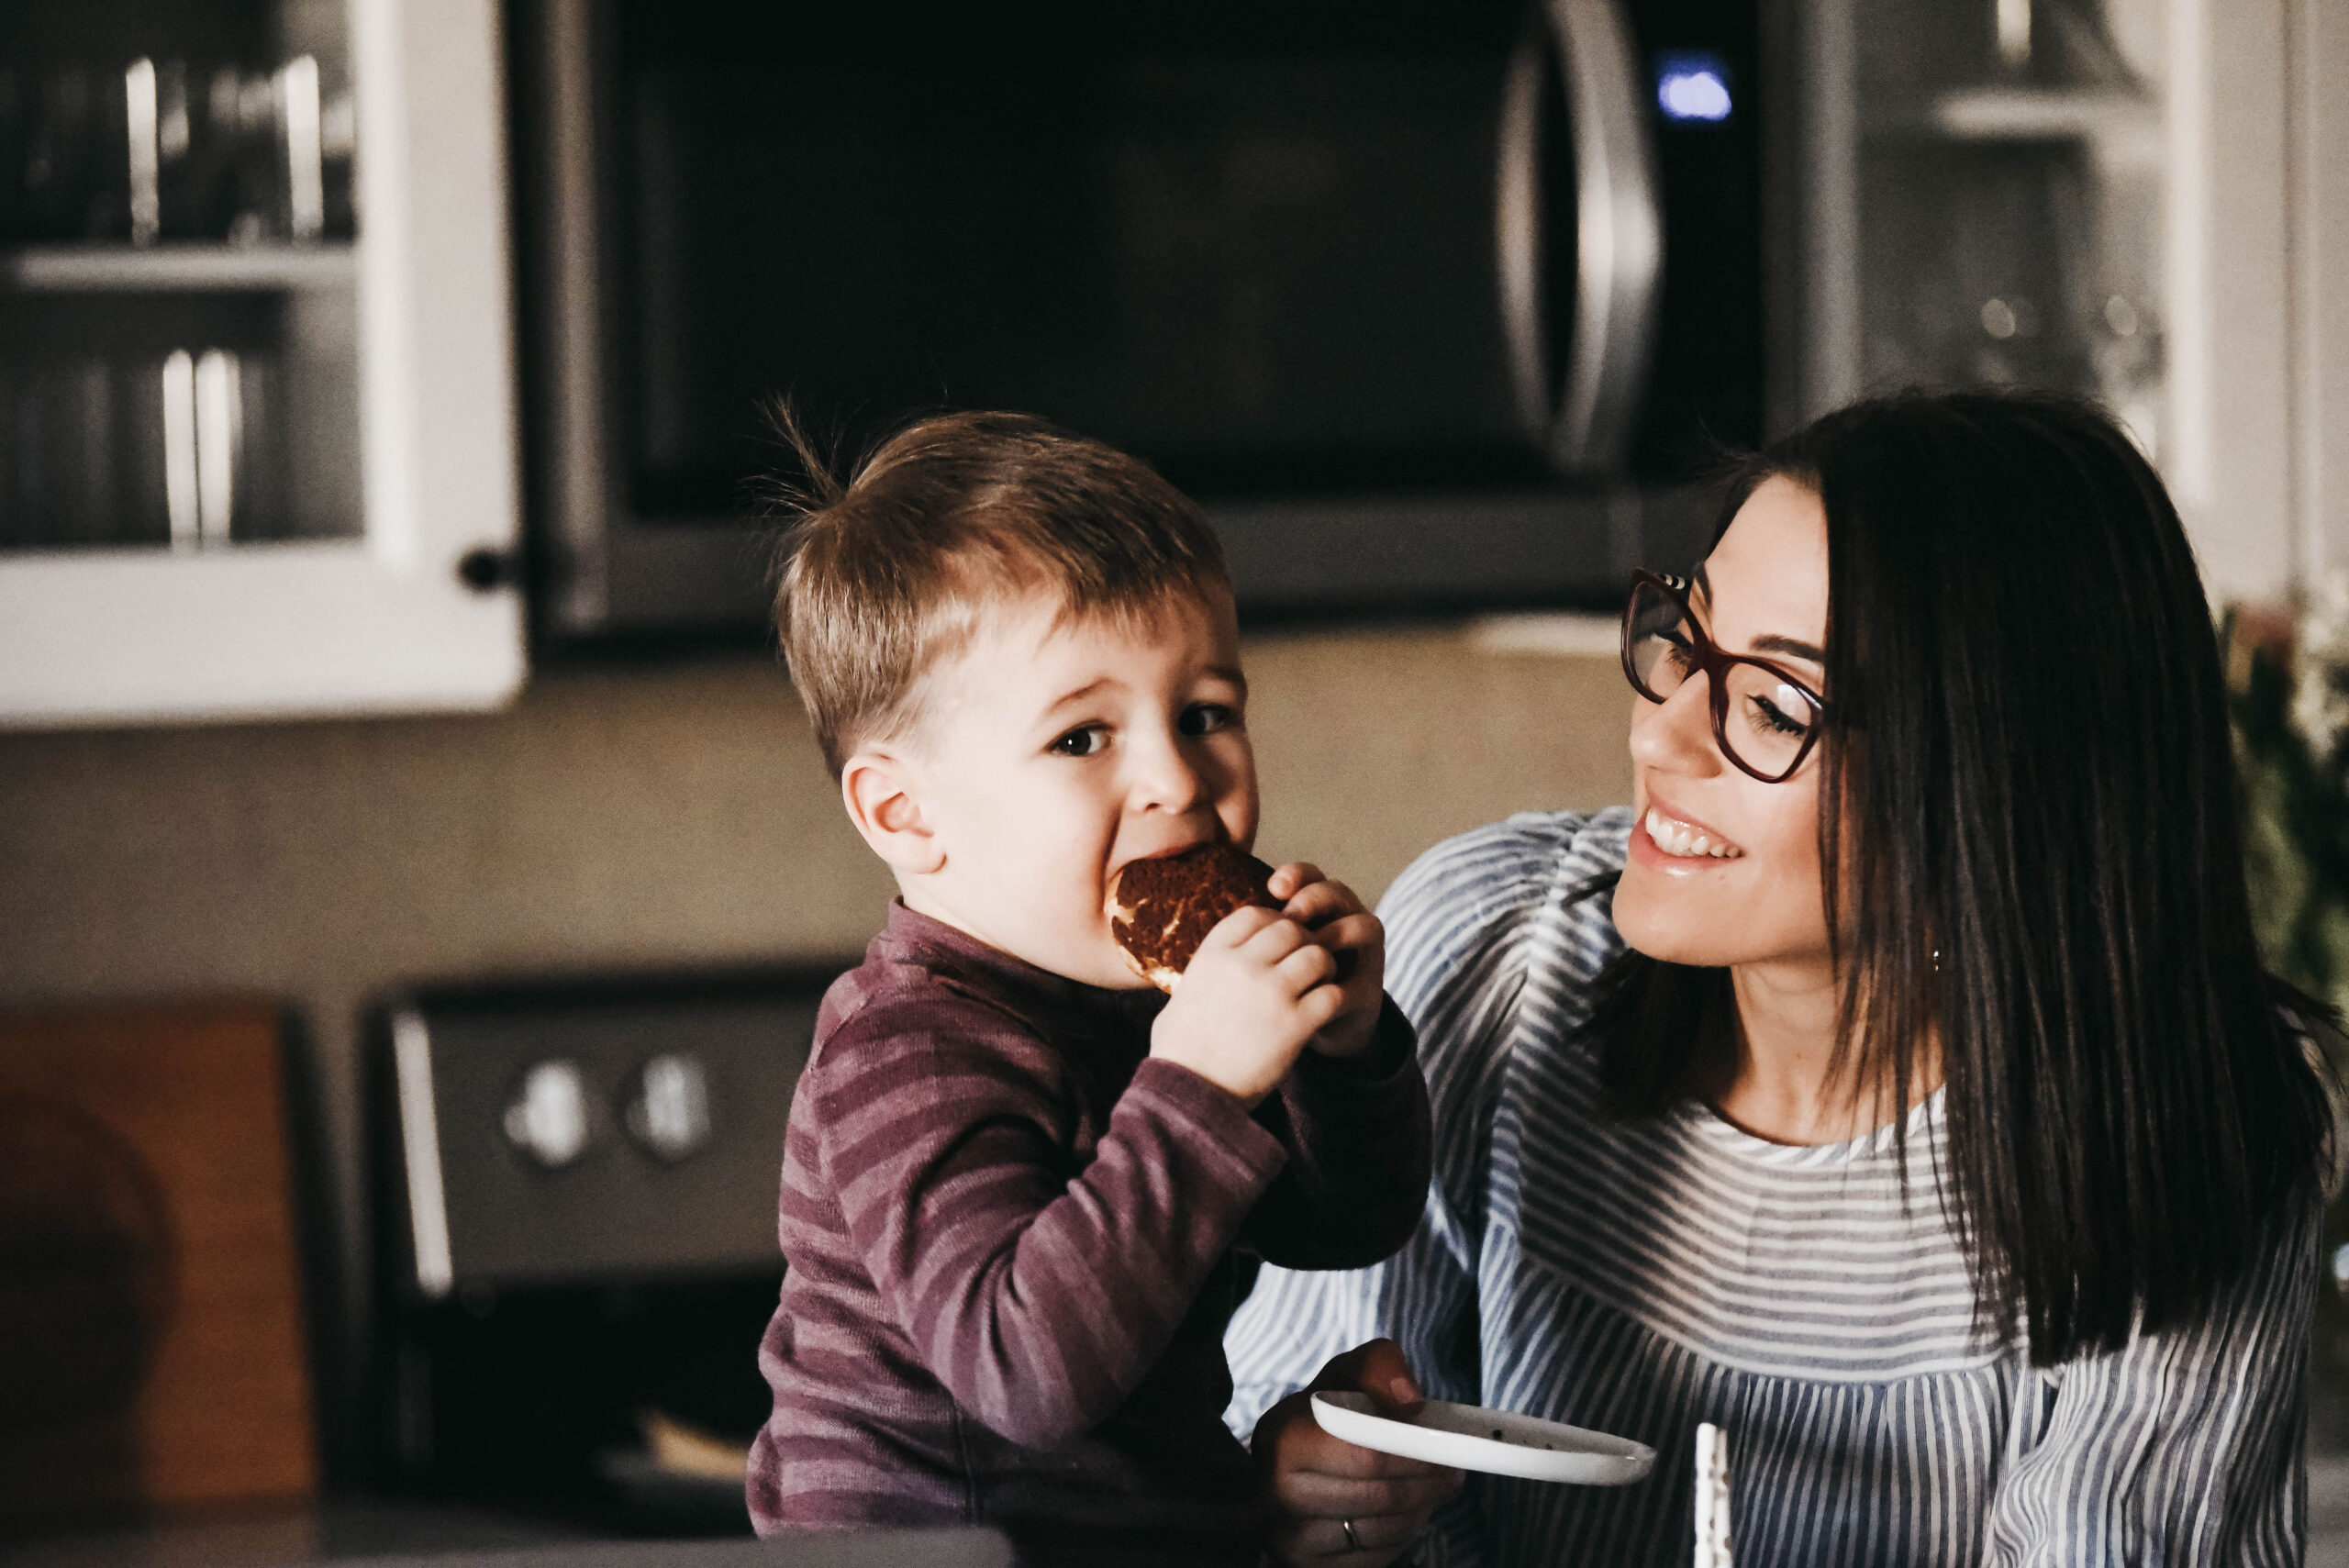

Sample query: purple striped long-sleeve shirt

[749,902,1431,1564]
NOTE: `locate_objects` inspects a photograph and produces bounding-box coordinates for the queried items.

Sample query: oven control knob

[624,1052,713,1162]
[503,1059,592,1169]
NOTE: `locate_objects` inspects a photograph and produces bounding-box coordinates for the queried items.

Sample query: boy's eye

[1178,704,1237,737]
[1050,725,1108,758]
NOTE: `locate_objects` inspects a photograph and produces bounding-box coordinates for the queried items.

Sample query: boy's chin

[1063,945,1158,992]
[993,928,1156,992]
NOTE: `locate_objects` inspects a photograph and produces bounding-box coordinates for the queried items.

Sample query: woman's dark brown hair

[1595,388,2334,1366]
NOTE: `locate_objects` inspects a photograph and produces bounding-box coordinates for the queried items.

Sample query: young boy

[747,411,1432,1564]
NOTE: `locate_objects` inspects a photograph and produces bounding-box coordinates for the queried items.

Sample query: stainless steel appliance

[368,967,846,1532]
[517,0,1766,636]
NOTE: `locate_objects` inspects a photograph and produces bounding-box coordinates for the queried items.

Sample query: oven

[515,0,1767,639]
[367,967,845,1532]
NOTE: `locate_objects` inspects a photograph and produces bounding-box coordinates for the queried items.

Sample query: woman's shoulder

[1377,806,1631,1026]
[1381,807,1631,947]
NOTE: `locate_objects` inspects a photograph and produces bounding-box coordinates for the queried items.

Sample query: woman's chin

[1614,863,1741,968]
[1615,867,1831,973]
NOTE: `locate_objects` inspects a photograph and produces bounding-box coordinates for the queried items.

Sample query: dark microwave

[516,0,1769,639]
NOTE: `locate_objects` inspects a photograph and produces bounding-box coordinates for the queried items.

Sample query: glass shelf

[2,241,355,293]
[0,0,361,552]
[0,0,525,727]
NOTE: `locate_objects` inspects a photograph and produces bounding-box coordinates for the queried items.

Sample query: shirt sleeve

[1982,1194,2321,1567]
[1225,812,1626,1565]
[810,993,1288,1452]
[1242,997,1435,1271]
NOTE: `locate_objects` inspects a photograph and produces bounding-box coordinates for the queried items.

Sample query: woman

[1227,390,2335,1566]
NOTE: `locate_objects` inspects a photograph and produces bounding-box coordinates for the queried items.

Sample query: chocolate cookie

[1108,842,1279,993]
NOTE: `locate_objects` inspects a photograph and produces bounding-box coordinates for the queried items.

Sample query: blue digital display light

[1656,51,1732,124]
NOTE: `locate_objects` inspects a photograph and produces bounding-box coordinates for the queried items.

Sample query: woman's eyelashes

[1661,629,1698,677]
[1742,692,1809,738]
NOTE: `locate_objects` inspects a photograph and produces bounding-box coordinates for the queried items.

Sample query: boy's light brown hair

[772,408,1230,776]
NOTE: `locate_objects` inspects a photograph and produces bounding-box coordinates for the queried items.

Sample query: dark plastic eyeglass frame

[1619,568,1829,784]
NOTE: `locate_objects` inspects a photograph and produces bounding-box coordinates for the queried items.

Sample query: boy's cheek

[1214,737,1261,835]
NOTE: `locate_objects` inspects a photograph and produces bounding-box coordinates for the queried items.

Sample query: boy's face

[890,586,1258,989]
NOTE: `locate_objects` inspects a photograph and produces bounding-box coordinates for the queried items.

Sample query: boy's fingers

[1311,912,1383,955]
[1295,977,1348,1025]
[1275,943,1340,995]
[1307,914,1380,991]
[1241,915,1312,965]
[1279,883,1351,928]
[1200,904,1285,952]
[1267,862,1326,901]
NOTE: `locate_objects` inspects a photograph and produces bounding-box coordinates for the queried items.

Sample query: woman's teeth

[1644,807,1742,860]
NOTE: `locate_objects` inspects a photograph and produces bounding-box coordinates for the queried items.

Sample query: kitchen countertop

[9,1462,2349,1566]
[0,1496,598,1567]
[0,1506,1015,1568]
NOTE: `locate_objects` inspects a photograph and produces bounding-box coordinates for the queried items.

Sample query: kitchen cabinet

[1785,0,2349,604]
[0,0,521,728]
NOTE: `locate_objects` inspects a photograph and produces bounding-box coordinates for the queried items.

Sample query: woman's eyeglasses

[1620,570,1827,784]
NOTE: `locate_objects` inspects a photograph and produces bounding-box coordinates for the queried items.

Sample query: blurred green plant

[2230,589,2349,1040]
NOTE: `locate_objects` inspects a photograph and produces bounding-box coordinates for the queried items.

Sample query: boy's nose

[1127,729,1210,814]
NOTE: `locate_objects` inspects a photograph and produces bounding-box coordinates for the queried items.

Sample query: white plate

[1309,1393,1655,1485]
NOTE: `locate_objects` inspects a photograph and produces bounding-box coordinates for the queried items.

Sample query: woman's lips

[1635,803,1745,862]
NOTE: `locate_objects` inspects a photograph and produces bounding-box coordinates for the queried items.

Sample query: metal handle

[1497,0,1664,476]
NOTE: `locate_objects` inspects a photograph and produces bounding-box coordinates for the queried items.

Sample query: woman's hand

[1252,1338,1464,1565]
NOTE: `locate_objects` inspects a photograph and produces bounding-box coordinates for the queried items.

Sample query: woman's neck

[1710,959,1943,1147]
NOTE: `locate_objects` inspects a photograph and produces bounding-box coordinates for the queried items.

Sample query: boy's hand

[1266,863,1386,1060]
[1150,904,1344,1107]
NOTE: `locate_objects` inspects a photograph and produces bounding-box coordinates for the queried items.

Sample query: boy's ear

[841,749,944,875]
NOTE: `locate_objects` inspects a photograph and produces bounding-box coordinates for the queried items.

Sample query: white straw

[1694,1422,1733,1568]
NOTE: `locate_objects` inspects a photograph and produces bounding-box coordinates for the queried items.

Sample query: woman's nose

[1627,674,1724,776]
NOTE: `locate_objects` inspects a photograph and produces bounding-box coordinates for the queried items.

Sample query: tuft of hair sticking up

[767,406,1230,775]
[1594,387,2335,1366]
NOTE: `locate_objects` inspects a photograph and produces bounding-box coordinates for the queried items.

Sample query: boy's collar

[879,899,1166,1037]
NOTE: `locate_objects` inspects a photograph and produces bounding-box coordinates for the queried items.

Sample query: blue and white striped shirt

[1227,807,2317,1566]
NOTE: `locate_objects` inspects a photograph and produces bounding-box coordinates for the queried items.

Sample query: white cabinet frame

[0,0,524,728]
[2163,0,2349,603]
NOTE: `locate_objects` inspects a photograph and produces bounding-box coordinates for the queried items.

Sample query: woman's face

[1613,475,1831,971]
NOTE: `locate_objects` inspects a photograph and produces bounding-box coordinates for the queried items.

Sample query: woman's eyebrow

[1690,564,1823,663]
[1752,633,1825,664]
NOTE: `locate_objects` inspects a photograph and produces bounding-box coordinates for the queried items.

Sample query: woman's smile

[1633,799,1746,862]
[1611,476,1831,972]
